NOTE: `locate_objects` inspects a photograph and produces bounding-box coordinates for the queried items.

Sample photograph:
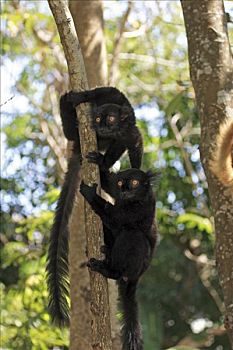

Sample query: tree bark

[48,1,112,350]
[69,2,121,348]
[181,0,233,346]
[69,0,108,88]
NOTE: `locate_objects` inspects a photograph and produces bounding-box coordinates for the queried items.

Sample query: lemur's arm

[59,94,79,142]
[66,87,132,108]
[80,182,114,228]
[86,141,126,171]
[87,258,121,280]
[127,126,143,169]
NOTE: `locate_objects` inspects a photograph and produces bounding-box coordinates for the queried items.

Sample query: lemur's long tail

[210,119,233,188]
[46,152,81,326]
[118,280,143,350]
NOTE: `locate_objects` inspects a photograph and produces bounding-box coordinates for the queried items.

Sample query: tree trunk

[69,2,121,348]
[69,0,108,88]
[48,1,112,350]
[180,0,233,346]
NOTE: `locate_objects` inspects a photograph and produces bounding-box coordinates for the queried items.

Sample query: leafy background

[1,1,233,349]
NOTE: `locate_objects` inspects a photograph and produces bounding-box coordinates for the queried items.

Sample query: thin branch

[169,113,211,217]
[47,84,63,128]
[176,325,225,347]
[16,83,67,174]
[0,95,15,107]
[129,73,158,92]
[108,0,133,85]
[185,249,225,314]
[114,52,187,68]
[157,15,184,26]
[170,114,195,177]
[123,24,146,38]
[40,119,67,174]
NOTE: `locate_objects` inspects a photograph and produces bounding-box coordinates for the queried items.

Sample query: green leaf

[3,114,32,147]
[177,213,213,234]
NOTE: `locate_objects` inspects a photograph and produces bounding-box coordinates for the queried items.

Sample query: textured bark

[69,0,108,88]
[48,1,112,350]
[181,0,233,346]
[69,2,121,348]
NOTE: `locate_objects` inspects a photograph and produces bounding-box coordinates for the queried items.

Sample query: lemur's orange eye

[96,117,101,123]
[108,115,115,123]
[131,179,139,188]
[117,180,123,187]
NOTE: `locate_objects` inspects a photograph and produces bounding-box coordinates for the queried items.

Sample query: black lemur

[80,168,157,350]
[46,87,143,326]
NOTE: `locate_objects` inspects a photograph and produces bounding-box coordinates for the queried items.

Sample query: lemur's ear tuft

[92,104,98,114]
[146,170,161,188]
[121,105,131,120]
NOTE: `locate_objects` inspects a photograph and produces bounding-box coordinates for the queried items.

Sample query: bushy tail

[46,152,81,326]
[118,280,143,350]
[210,119,233,188]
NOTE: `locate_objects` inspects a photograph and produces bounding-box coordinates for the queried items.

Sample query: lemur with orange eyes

[80,168,158,350]
[46,87,143,326]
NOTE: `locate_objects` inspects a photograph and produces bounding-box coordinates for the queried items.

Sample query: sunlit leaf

[177,213,213,234]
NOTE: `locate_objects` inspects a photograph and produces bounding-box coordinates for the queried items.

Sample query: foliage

[1,198,69,349]
[1,1,232,349]
[166,347,199,350]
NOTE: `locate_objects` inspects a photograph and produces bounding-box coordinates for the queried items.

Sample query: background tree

[181,0,233,347]
[1,1,232,349]
[69,0,108,88]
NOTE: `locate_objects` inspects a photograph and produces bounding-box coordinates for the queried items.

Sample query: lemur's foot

[80,181,98,202]
[100,245,108,254]
[86,151,104,166]
[87,258,104,272]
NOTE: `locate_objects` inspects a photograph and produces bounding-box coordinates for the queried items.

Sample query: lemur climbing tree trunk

[181,0,233,346]
[48,1,112,350]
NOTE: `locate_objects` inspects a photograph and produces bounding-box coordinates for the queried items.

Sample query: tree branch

[169,113,211,221]
[69,0,108,88]
[0,95,15,107]
[16,83,67,175]
[108,0,133,85]
[184,249,224,314]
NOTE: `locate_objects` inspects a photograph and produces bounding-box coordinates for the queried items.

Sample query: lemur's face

[113,169,154,201]
[92,104,132,137]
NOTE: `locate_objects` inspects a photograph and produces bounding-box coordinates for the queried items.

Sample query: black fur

[80,169,157,350]
[64,87,143,170]
[47,152,81,326]
[46,87,143,326]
